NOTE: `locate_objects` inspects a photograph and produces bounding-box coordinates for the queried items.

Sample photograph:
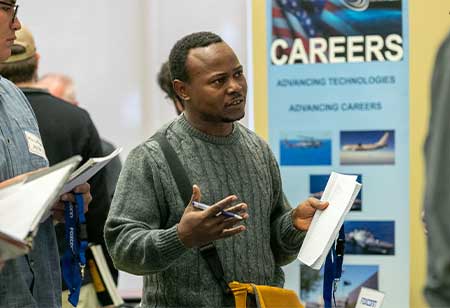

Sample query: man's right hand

[177,185,248,248]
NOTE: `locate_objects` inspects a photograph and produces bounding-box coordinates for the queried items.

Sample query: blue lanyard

[61,193,88,307]
[323,226,345,308]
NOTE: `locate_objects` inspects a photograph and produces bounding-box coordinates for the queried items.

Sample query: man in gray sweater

[105,31,328,307]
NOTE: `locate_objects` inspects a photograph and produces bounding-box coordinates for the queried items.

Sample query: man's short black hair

[168,31,223,82]
[157,61,178,101]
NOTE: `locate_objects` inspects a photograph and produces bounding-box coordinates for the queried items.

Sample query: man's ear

[173,79,190,102]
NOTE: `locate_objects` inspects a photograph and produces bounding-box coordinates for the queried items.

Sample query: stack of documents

[298,172,361,269]
[0,156,81,261]
[61,147,122,194]
[0,147,123,261]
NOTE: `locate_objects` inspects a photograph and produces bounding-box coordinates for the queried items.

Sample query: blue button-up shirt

[0,77,61,308]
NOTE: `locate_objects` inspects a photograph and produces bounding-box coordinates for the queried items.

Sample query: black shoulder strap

[153,129,230,293]
[153,131,192,205]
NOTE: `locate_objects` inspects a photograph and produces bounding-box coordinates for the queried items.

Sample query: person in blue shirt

[0,1,92,307]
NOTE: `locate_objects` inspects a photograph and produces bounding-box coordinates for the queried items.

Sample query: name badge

[355,287,385,308]
[25,131,47,160]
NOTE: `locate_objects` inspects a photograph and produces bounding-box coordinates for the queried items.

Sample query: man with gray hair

[38,73,78,105]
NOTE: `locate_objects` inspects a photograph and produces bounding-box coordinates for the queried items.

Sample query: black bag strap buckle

[336,238,345,257]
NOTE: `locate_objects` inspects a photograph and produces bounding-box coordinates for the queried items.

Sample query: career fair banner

[265,0,409,306]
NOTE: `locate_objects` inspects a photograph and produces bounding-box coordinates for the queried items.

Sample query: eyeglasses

[0,1,19,23]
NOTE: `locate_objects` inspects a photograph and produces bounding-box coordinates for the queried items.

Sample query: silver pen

[192,201,243,220]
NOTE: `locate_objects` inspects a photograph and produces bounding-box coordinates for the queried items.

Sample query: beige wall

[252,0,269,140]
[409,1,450,307]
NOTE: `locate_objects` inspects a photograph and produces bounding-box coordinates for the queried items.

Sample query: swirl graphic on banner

[340,0,370,11]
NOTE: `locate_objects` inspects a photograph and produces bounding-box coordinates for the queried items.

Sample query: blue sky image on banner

[340,130,395,165]
[301,264,379,308]
[344,220,395,255]
[280,131,332,165]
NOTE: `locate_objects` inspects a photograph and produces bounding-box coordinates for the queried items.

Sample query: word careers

[271,34,403,65]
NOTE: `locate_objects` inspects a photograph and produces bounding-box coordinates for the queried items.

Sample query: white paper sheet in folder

[298,172,362,270]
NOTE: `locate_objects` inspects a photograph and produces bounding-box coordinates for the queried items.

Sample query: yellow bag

[229,281,305,308]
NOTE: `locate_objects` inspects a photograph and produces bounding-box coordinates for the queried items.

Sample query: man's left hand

[292,197,329,231]
[52,183,92,223]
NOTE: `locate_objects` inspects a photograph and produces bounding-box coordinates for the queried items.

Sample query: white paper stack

[61,147,122,194]
[0,156,81,261]
[298,172,361,269]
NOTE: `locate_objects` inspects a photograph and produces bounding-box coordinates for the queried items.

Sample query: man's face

[182,42,247,126]
[0,0,20,62]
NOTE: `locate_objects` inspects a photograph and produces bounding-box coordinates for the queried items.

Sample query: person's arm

[104,142,247,275]
[267,147,305,266]
[268,148,327,266]
[104,143,189,275]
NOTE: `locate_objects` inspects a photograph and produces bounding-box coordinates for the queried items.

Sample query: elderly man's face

[0,0,20,62]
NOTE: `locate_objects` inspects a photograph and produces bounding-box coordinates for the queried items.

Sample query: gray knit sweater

[105,115,305,307]
[424,31,450,306]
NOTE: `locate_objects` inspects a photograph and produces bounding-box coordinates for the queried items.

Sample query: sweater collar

[176,114,241,145]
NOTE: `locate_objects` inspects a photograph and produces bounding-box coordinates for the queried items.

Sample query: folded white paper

[61,147,122,194]
[298,172,361,269]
